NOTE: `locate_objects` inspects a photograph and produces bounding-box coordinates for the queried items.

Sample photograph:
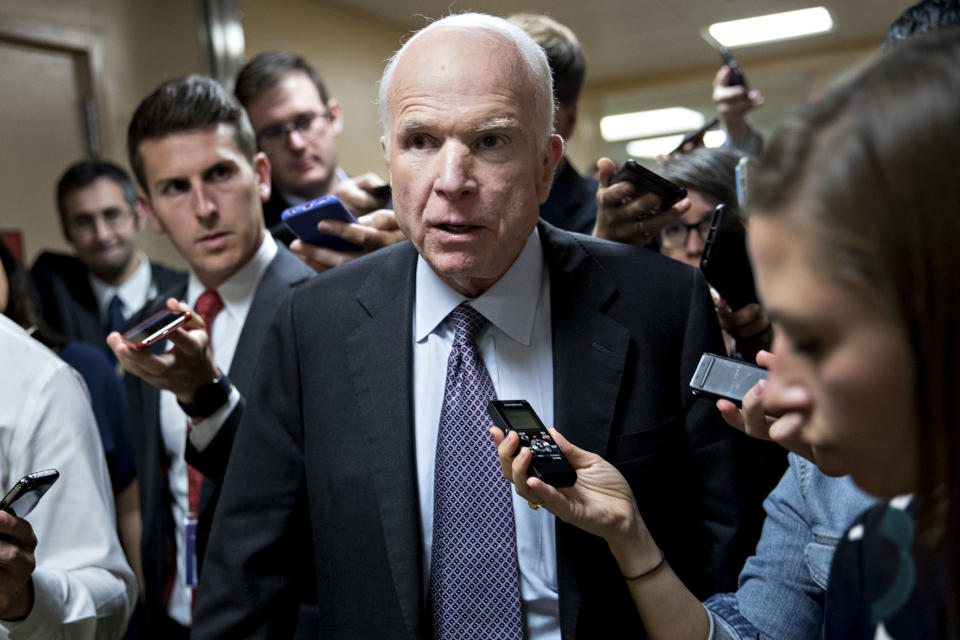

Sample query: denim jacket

[703,453,877,640]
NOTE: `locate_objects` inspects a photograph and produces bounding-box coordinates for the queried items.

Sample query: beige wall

[0,0,205,268]
[240,0,407,182]
[570,43,878,173]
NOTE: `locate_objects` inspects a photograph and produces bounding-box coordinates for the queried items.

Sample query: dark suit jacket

[30,251,184,357]
[261,190,296,246]
[539,158,599,235]
[193,222,752,639]
[123,245,313,630]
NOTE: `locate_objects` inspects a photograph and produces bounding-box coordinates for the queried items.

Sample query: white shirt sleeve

[0,342,136,640]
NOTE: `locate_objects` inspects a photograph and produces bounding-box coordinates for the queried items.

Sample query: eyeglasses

[257,111,331,155]
[66,207,133,237]
[660,216,713,249]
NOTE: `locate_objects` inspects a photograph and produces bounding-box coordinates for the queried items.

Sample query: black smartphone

[610,160,688,219]
[689,353,767,406]
[281,195,361,251]
[487,400,577,488]
[122,309,190,349]
[362,184,391,199]
[670,117,719,154]
[700,204,759,310]
[719,46,748,89]
[0,469,59,518]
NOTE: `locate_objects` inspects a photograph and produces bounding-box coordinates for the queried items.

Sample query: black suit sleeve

[677,268,753,595]
[192,293,307,639]
[185,398,246,485]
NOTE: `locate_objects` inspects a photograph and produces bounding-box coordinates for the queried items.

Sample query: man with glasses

[235,51,405,272]
[31,160,184,359]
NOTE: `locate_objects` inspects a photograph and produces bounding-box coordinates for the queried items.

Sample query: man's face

[138,124,269,289]
[62,177,140,282]
[383,28,562,297]
[245,71,343,199]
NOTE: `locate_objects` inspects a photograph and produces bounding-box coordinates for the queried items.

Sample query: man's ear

[326,98,344,137]
[254,152,272,203]
[137,191,166,235]
[535,134,565,204]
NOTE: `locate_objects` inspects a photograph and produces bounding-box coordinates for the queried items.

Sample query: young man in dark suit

[106,76,314,638]
[31,161,183,358]
[195,14,750,639]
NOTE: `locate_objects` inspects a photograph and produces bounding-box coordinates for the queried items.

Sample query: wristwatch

[178,372,232,419]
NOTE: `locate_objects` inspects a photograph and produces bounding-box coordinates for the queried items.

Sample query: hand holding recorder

[592,157,691,246]
[107,297,222,405]
[714,350,818,464]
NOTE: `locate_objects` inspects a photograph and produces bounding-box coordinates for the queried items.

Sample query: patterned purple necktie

[429,303,524,640]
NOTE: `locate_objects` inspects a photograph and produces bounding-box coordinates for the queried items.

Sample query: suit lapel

[539,223,631,638]
[541,223,630,456]
[229,246,312,394]
[345,245,424,638]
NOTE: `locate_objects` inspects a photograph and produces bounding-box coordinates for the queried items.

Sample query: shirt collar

[415,227,544,346]
[89,252,153,319]
[186,231,278,318]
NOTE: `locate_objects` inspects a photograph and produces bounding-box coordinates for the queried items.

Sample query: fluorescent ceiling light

[601,107,705,142]
[708,7,833,48]
[626,130,727,159]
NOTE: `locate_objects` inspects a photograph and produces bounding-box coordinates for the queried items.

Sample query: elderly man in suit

[194,13,749,639]
[106,75,314,638]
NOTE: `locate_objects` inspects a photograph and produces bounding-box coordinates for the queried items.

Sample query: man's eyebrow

[470,118,522,134]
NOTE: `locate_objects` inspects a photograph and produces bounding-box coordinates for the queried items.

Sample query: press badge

[185,517,198,587]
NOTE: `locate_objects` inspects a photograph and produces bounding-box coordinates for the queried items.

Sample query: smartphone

[719,46,748,89]
[362,184,391,199]
[122,309,190,349]
[0,469,59,518]
[487,400,577,488]
[689,353,767,406]
[610,160,688,219]
[735,156,751,209]
[670,117,719,154]
[700,204,759,310]
[281,195,361,251]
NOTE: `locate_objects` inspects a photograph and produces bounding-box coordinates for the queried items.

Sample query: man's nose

[433,142,477,200]
[286,128,308,152]
[93,216,113,241]
[192,185,217,219]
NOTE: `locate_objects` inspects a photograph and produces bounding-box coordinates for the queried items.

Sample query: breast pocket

[607,416,680,466]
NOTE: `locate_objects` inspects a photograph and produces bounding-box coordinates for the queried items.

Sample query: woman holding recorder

[494,30,960,639]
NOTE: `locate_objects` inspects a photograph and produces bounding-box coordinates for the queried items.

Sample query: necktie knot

[195,290,224,331]
[450,303,488,346]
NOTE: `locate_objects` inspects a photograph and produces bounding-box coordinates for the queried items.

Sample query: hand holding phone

[122,309,190,350]
[282,195,361,251]
[609,160,688,220]
[0,470,59,519]
[718,47,748,89]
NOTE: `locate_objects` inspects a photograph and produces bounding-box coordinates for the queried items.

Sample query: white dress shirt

[88,252,157,324]
[0,315,136,639]
[159,233,277,625]
[413,227,560,640]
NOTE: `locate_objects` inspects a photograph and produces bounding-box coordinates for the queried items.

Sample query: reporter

[498,29,960,639]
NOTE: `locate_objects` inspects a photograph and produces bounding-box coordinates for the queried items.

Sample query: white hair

[377,12,555,151]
